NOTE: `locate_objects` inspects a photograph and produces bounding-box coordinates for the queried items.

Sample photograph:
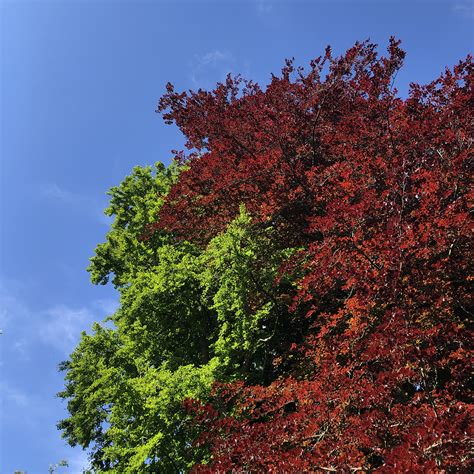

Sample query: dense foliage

[59,39,473,472]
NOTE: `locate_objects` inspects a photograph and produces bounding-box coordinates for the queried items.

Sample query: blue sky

[0,0,472,472]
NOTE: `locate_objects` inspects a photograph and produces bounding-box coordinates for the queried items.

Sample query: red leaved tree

[155,39,473,472]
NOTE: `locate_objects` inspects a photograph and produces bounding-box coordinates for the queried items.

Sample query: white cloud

[454,0,474,18]
[0,379,42,431]
[12,337,29,361]
[92,298,119,316]
[255,0,273,14]
[190,50,235,88]
[0,296,12,329]
[39,305,96,355]
[40,182,111,225]
[67,448,91,473]
[0,276,113,359]
[0,277,112,467]
[197,50,229,66]
[41,183,83,204]
[1,382,30,407]
[0,280,29,331]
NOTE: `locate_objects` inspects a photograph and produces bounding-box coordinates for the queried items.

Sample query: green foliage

[118,241,215,369]
[58,165,297,471]
[59,323,217,471]
[200,206,295,382]
[88,161,179,288]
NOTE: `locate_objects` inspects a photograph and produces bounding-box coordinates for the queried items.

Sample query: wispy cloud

[0,293,13,329]
[41,183,85,204]
[92,298,120,316]
[38,300,119,355]
[0,379,43,431]
[0,279,29,331]
[453,0,474,18]
[67,447,91,472]
[39,305,96,355]
[41,182,111,225]
[255,0,273,15]
[1,382,30,407]
[0,277,118,359]
[12,337,30,361]
[190,50,236,88]
[0,277,118,466]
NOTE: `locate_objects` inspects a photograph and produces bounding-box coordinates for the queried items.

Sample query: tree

[157,39,472,471]
[58,163,213,470]
[59,39,472,471]
[58,166,294,470]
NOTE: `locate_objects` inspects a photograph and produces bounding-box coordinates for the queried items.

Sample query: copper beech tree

[59,39,472,472]
[154,39,473,471]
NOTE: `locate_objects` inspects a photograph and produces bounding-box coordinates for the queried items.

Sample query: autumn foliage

[155,39,473,471]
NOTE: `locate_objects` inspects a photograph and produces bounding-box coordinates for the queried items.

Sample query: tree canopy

[59,39,472,472]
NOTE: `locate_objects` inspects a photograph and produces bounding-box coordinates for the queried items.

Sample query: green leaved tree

[58,162,297,471]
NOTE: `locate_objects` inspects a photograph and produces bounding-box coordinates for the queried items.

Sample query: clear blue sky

[0,0,472,471]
